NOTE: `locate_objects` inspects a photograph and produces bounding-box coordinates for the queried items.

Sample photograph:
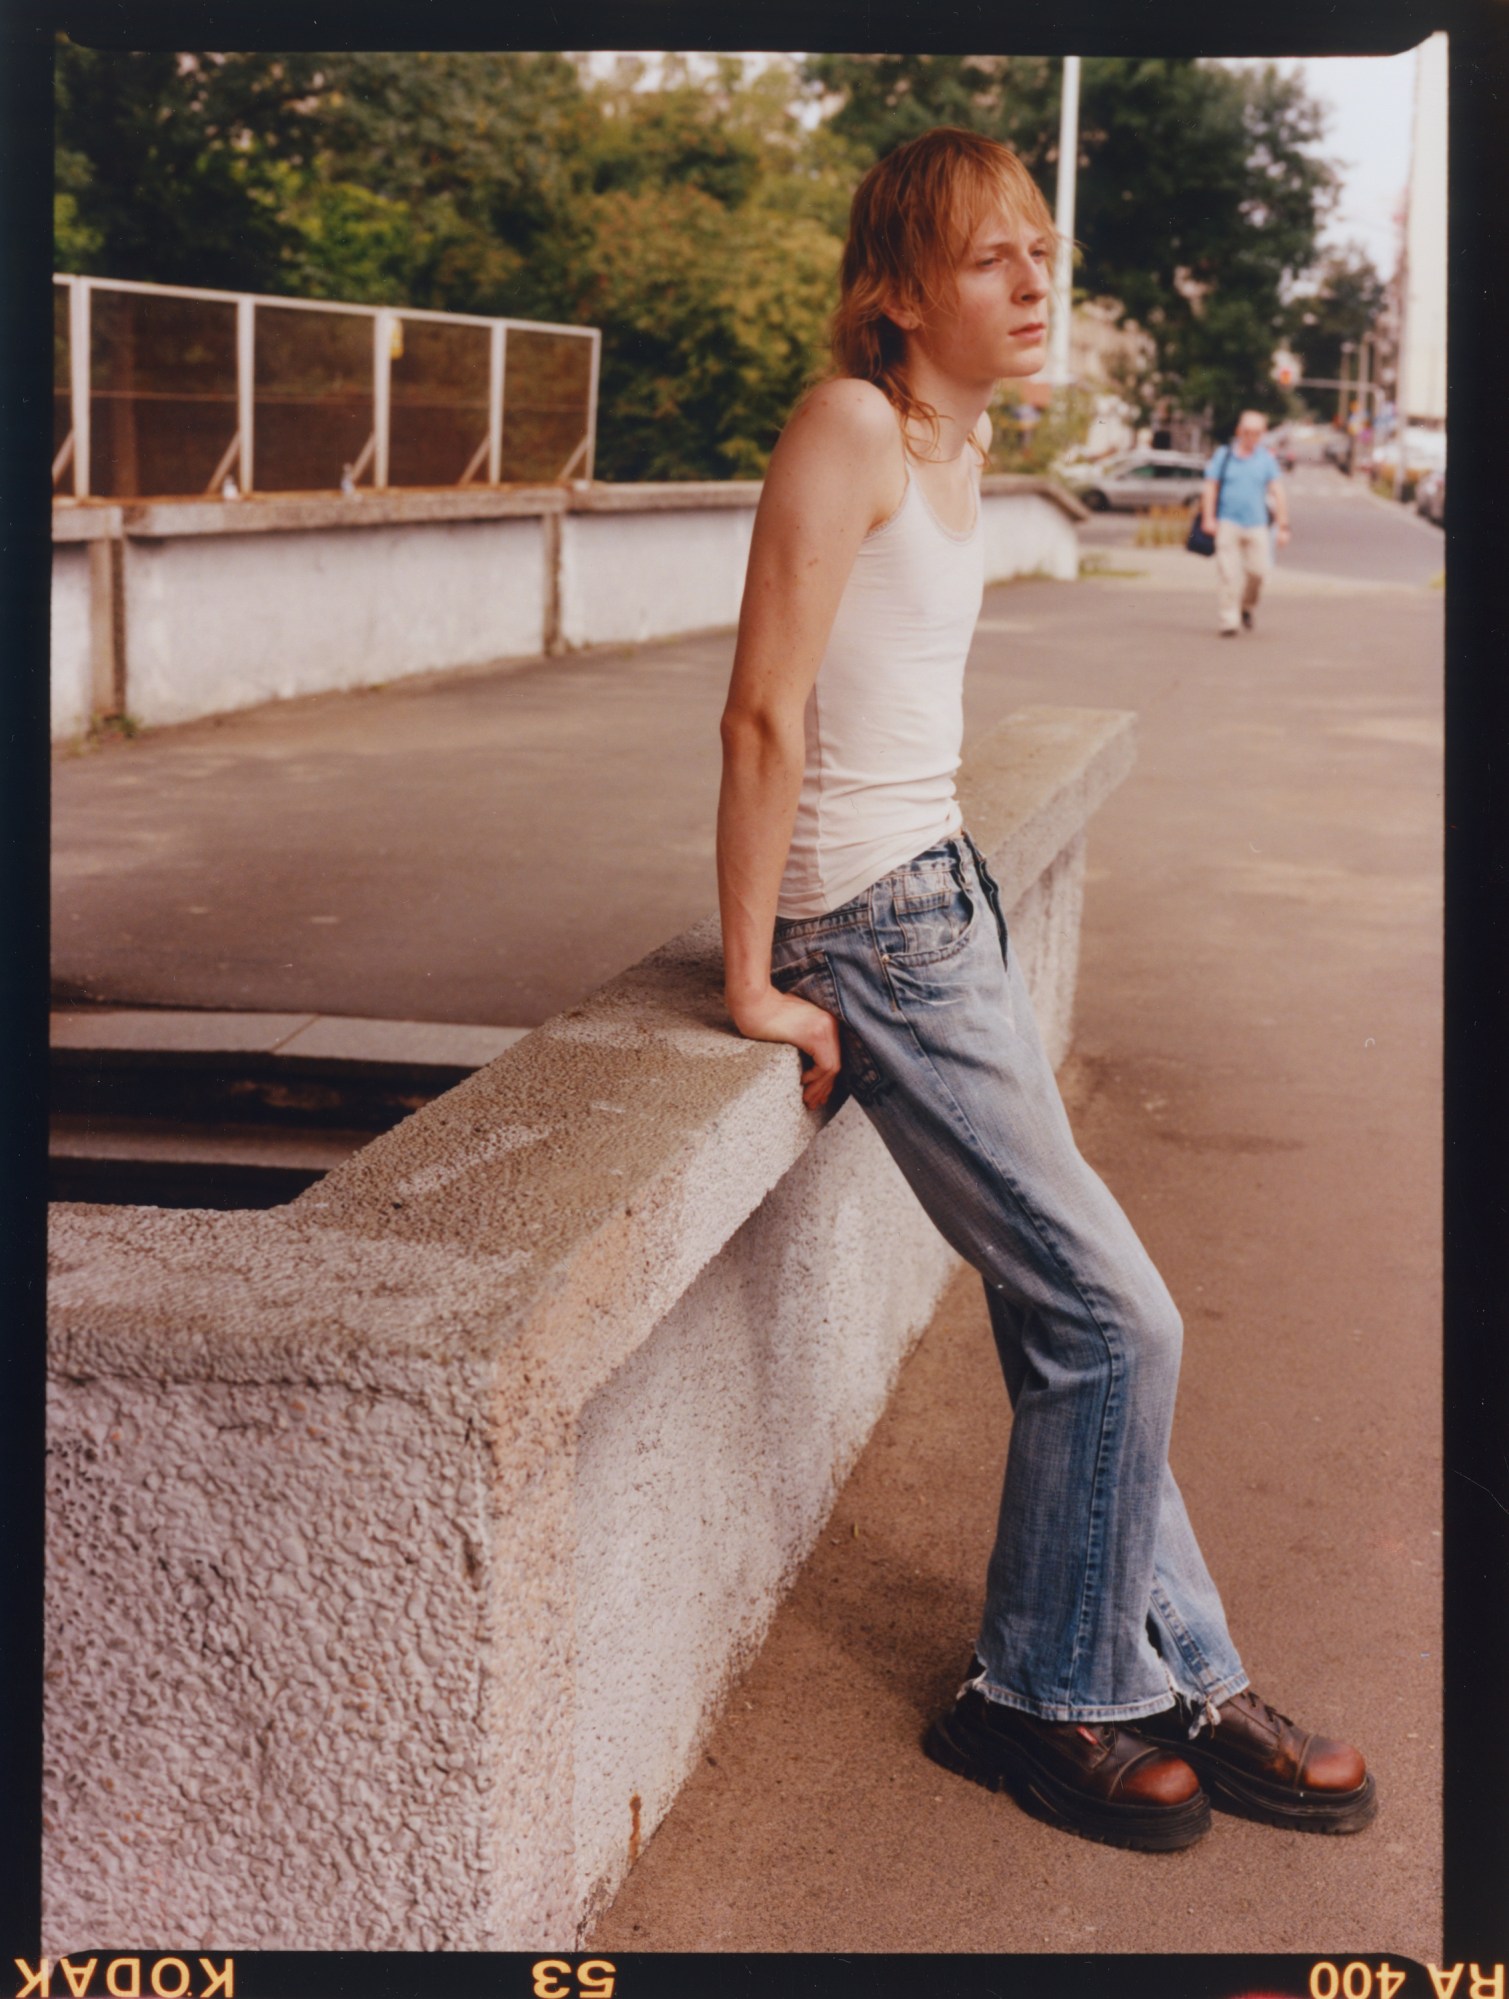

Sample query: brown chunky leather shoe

[924,1686,1211,1850]
[1137,1687,1377,1833]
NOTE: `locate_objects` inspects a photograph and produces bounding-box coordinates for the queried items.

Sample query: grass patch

[1133,504,1194,548]
[80,713,144,750]
[1079,552,1147,580]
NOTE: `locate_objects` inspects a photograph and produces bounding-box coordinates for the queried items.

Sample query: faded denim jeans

[770,831,1249,1724]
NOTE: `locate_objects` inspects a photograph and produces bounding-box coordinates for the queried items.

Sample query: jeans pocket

[770,949,884,1104]
[889,878,978,968]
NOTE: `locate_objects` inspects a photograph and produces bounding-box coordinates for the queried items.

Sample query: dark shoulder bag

[1186,447,1229,557]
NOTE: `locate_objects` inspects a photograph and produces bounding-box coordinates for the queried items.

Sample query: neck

[897,347,993,462]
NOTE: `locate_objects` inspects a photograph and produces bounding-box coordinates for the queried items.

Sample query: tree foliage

[1282,244,1388,405]
[55,42,1350,476]
[806,54,1340,434]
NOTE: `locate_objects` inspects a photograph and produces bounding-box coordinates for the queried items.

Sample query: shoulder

[765,376,906,526]
[1203,449,1226,476]
[783,376,903,458]
[1259,446,1283,475]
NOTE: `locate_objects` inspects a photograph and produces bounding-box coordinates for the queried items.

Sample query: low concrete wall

[50,476,1086,738]
[559,486,761,650]
[44,703,1132,1952]
[50,543,95,741]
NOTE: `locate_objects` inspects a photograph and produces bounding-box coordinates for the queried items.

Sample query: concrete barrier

[44,704,1132,1952]
[49,475,1087,739]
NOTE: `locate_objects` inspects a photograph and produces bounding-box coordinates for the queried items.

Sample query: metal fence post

[374,310,393,489]
[237,296,256,493]
[69,278,91,499]
[489,322,506,484]
[584,329,601,483]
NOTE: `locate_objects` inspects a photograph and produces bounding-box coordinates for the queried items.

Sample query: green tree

[803,54,1339,435]
[51,46,846,480]
[1282,244,1388,404]
[53,43,327,287]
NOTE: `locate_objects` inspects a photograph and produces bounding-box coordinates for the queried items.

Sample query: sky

[1224,51,1421,276]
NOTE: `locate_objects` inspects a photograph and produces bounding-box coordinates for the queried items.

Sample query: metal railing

[52,274,601,501]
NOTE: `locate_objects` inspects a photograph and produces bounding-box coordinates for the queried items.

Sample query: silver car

[1414,468,1445,525]
[1072,450,1209,512]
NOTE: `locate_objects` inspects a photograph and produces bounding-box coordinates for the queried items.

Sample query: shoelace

[1074,1722,1119,1750]
[1217,1689,1295,1735]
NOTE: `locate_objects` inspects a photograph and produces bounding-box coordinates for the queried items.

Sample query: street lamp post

[1049,55,1081,394]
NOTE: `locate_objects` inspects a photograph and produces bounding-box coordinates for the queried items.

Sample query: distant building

[1396,33,1447,424]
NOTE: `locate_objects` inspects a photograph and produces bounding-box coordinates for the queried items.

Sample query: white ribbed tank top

[776,466,986,918]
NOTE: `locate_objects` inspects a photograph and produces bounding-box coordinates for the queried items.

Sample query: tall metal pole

[1049,55,1081,392]
[69,278,91,499]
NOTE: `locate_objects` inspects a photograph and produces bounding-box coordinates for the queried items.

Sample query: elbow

[720,701,800,764]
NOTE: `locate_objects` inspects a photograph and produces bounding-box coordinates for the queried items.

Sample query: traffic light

[1276,362,1295,388]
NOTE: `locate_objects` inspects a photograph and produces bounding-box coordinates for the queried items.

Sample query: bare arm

[1201,477,1219,535]
[1267,473,1291,540]
[717,379,903,1109]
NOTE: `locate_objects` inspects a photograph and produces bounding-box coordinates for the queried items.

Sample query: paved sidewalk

[51,536,1443,1956]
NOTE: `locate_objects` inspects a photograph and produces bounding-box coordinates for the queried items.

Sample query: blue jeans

[770,831,1249,1724]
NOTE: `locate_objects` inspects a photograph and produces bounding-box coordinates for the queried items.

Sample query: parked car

[1372,427,1446,479]
[1069,450,1209,511]
[1415,468,1446,525]
[1323,428,1353,470]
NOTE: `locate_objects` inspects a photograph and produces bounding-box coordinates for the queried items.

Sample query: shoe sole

[1181,1748,1378,1834]
[924,1711,1212,1852]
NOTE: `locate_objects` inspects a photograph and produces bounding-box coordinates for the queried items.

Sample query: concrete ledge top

[980,473,1090,523]
[48,706,1133,1410]
[50,1007,531,1072]
[52,474,1086,538]
[94,486,572,540]
[51,504,125,542]
[566,480,763,513]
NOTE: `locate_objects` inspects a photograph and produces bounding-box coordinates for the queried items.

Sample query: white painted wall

[123,516,549,729]
[559,506,758,649]
[980,489,1082,584]
[51,482,1085,741]
[51,544,94,741]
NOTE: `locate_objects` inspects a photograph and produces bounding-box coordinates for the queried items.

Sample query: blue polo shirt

[1204,444,1282,527]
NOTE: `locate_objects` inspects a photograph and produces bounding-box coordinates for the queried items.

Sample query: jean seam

[1149,1580,1248,1703]
[860,950,1130,1708]
[970,1676,1181,1727]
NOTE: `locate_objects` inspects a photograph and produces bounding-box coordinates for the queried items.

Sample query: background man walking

[1202,410,1290,636]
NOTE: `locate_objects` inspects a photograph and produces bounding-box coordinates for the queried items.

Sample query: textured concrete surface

[44,709,1125,1953]
[589,475,1443,1957]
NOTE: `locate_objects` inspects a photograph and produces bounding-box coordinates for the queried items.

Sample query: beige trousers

[1214,519,1271,629]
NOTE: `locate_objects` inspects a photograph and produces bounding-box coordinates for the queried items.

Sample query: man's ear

[883,291,923,333]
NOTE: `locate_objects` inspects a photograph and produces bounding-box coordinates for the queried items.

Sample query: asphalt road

[583,528,1444,1955]
[52,496,1444,1956]
[1080,454,1445,590]
[49,459,1443,1029]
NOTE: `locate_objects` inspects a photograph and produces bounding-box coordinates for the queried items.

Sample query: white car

[1070,450,1209,511]
[1372,427,1447,477]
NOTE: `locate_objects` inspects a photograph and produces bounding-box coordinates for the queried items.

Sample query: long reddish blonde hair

[830,126,1060,455]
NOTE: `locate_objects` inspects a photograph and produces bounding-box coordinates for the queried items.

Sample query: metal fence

[52,274,601,501]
